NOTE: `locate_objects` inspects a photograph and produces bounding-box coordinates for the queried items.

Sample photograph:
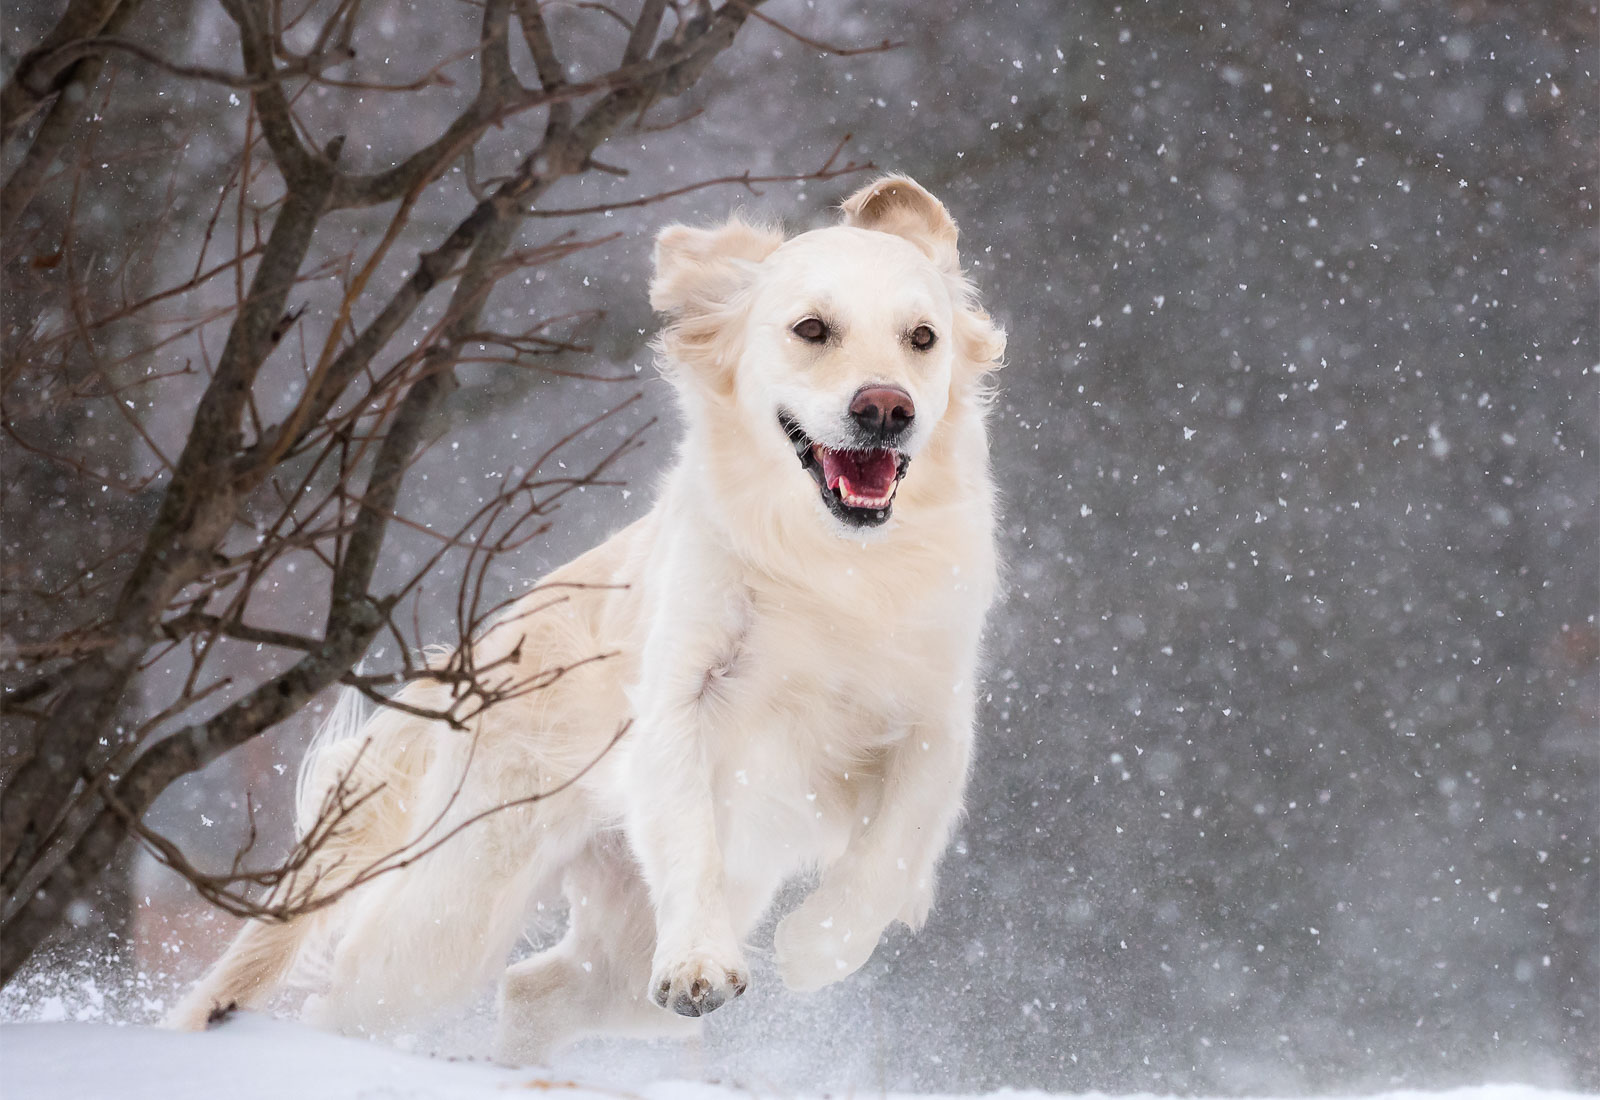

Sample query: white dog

[168,175,1006,1060]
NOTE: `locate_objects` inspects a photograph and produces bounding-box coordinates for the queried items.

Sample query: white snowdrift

[0,1014,1590,1100]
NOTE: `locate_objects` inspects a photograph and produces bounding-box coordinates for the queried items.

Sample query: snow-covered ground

[0,1015,1590,1100]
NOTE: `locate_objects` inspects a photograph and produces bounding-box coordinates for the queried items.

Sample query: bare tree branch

[0,0,125,143]
[527,150,872,218]
[0,0,140,237]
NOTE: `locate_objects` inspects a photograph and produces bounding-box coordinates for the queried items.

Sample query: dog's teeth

[831,472,895,512]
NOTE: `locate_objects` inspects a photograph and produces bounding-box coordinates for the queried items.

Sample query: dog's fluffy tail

[293,679,369,834]
[165,687,435,1030]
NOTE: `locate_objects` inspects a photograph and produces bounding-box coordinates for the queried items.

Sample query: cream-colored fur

[166,176,1005,1061]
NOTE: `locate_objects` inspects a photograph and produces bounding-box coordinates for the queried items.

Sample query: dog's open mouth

[779,412,910,528]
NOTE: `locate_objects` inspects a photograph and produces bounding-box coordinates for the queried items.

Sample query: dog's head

[651,176,1004,533]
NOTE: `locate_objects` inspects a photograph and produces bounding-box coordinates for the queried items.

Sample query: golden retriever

[168,175,1006,1062]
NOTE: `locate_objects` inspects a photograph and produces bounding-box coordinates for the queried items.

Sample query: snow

[0,1016,1592,1100]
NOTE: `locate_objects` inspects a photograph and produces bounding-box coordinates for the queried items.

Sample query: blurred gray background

[3,0,1595,1093]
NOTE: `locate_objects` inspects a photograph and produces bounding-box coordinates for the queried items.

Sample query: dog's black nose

[849,385,915,438]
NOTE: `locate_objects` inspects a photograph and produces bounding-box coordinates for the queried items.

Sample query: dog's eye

[909,325,937,351]
[792,317,829,344]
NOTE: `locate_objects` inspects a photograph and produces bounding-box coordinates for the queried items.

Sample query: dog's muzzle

[779,410,911,529]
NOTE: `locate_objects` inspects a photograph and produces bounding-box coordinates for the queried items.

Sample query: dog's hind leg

[305,760,589,1036]
[165,915,317,1029]
[495,833,693,1064]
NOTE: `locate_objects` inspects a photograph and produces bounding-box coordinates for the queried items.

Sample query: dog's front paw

[774,897,884,993]
[649,948,748,1018]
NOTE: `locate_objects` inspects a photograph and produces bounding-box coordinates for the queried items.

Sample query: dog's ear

[841,177,1003,380]
[955,305,1006,375]
[651,215,784,395]
[840,175,959,271]
[650,215,783,317]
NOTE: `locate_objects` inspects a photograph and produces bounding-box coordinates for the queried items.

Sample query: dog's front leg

[627,710,749,1017]
[623,564,749,1018]
[775,690,976,992]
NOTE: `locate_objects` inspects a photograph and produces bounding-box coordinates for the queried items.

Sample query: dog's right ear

[651,216,783,396]
[650,215,783,318]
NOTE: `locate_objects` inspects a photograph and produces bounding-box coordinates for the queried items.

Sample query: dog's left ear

[840,175,960,272]
[844,176,1004,377]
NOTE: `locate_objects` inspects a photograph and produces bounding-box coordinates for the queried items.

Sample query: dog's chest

[709,588,938,733]
[694,593,950,852]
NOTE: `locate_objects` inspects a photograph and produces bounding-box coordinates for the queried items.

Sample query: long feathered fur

[167,176,1004,1059]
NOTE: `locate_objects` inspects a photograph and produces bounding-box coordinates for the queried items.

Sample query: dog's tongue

[816,446,898,498]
